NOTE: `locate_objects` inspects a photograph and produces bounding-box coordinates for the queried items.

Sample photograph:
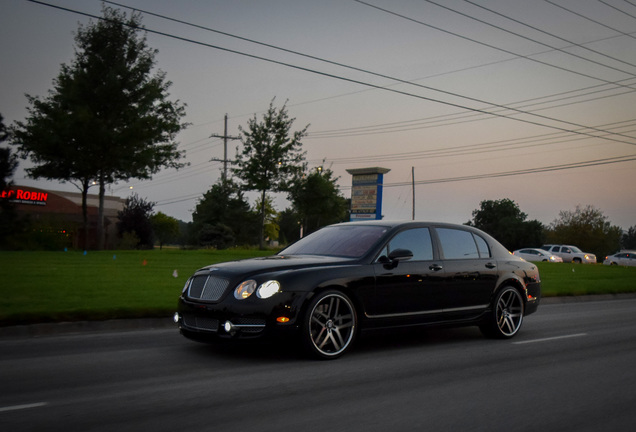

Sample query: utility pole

[412,166,415,221]
[210,114,240,182]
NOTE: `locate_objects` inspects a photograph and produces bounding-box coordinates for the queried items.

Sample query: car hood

[198,254,358,277]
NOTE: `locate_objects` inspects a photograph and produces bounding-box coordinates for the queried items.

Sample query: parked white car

[603,251,636,267]
[541,245,597,264]
[513,248,563,263]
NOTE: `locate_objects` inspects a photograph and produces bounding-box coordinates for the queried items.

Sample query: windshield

[280,225,388,258]
[570,246,583,253]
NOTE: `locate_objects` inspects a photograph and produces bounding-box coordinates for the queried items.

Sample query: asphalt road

[1,298,636,432]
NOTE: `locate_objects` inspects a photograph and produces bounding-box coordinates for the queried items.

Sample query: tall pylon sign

[346,167,390,221]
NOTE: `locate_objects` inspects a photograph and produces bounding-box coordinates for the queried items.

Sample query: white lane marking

[513,333,588,345]
[0,402,48,413]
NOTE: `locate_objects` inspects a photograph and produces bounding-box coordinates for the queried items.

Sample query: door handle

[429,264,443,271]
[485,262,496,269]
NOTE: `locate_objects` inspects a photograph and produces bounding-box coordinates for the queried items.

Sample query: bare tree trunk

[81,180,89,250]
[98,174,105,250]
[73,178,91,250]
[259,189,266,250]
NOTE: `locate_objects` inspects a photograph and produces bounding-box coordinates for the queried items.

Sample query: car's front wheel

[480,286,524,339]
[302,290,357,359]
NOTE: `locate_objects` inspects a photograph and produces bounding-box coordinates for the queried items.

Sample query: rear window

[437,228,480,259]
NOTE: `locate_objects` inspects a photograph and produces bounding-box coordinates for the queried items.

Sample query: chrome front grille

[183,314,219,332]
[187,275,229,302]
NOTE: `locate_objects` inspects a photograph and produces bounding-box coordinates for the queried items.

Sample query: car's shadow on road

[176,325,489,363]
[354,326,485,354]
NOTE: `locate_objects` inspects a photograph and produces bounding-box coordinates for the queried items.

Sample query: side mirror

[387,248,413,266]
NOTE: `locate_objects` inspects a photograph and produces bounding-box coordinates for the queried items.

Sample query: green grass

[1,250,635,325]
[536,261,636,297]
[0,249,273,325]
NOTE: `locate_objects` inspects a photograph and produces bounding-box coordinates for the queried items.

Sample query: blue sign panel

[346,167,390,221]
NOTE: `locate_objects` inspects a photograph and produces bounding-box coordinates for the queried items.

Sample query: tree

[467,198,544,250]
[234,101,308,249]
[623,226,636,250]
[278,208,302,245]
[151,212,179,250]
[253,195,280,244]
[547,204,622,259]
[117,194,155,249]
[288,166,348,237]
[12,6,187,249]
[192,180,258,247]
[0,114,18,192]
[0,114,21,248]
[197,223,235,250]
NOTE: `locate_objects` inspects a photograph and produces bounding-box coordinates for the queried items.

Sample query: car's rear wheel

[480,286,524,339]
[302,290,357,359]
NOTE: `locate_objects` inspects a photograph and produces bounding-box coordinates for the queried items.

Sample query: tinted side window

[385,228,433,261]
[437,228,479,259]
[474,234,491,258]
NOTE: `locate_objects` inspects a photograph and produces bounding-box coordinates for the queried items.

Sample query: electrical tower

[210,114,240,182]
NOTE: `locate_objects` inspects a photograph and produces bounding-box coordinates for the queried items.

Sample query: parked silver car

[603,251,636,267]
[513,248,563,263]
[541,245,596,264]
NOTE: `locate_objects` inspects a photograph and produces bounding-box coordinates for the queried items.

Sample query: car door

[618,253,633,266]
[370,227,445,320]
[434,227,498,317]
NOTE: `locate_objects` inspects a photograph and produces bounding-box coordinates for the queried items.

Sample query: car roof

[330,220,476,229]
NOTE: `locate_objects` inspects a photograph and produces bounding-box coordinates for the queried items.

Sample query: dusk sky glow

[2,0,635,229]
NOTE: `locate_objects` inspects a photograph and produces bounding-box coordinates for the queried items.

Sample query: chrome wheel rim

[496,289,523,337]
[309,293,355,357]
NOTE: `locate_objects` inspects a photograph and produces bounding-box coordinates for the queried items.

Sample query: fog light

[173,312,180,324]
[224,321,234,333]
[277,316,290,323]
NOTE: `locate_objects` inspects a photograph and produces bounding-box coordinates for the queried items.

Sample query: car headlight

[234,280,257,299]
[257,280,281,299]
[182,278,191,294]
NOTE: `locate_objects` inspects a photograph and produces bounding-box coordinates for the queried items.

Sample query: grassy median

[1,250,635,325]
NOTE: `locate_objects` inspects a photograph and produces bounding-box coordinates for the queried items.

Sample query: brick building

[1,185,126,249]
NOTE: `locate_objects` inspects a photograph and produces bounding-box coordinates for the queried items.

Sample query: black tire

[480,286,524,339]
[573,258,582,264]
[302,290,357,360]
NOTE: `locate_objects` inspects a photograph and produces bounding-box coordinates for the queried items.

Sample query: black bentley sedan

[175,221,541,359]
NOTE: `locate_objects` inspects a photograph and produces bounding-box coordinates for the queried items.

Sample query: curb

[0,317,175,340]
[541,292,636,304]
[2,293,636,340]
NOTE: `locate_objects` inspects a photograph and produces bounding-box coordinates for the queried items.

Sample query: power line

[21,0,636,202]
[28,0,636,148]
[308,82,636,139]
[313,121,636,166]
[545,0,636,37]
[354,0,636,90]
[455,0,636,72]
[383,154,636,188]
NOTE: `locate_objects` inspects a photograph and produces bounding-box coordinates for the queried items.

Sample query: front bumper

[175,291,306,341]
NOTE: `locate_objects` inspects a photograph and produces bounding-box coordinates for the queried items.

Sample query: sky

[1,0,635,230]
